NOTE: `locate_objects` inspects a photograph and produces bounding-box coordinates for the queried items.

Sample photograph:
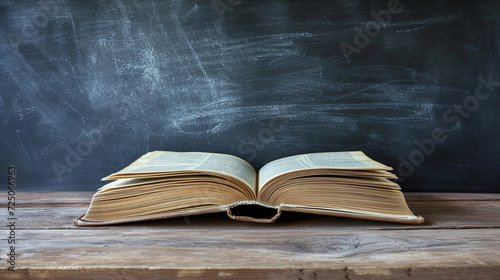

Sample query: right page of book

[256,151,424,224]
[258,151,391,192]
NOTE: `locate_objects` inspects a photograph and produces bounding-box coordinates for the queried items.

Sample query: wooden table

[1,192,500,279]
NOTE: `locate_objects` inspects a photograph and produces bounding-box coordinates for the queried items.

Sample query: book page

[104,151,257,193]
[258,151,392,191]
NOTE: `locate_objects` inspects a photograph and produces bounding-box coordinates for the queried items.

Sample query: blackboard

[1,0,499,192]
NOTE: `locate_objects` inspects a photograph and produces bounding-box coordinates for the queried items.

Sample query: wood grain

[1,192,500,279]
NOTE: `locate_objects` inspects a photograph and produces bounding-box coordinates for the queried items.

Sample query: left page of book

[103,151,257,194]
[75,151,258,225]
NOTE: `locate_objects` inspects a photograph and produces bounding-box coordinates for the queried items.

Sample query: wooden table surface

[1,192,500,279]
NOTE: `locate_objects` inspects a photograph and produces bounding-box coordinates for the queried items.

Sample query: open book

[75,151,424,226]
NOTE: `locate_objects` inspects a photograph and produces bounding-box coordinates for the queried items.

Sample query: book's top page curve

[102,151,257,193]
[258,151,392,190]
